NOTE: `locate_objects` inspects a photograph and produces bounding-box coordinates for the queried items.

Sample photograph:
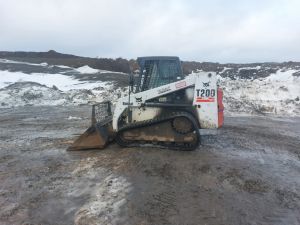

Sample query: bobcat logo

[203,81,210,87]
[135,97,142,103]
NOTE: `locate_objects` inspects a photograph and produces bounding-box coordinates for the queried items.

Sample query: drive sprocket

[172,116,193,134]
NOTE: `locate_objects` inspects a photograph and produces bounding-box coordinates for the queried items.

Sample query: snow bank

[0,68,123,108]
[0,82,92,107]
[0,81,122,108]
[0,60,126,108]
[219,69,300,116]
[0,58,299,116]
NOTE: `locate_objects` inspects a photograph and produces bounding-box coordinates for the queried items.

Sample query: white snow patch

[0,58,49,67]
[67,157,132,224]
[0,70,109,91]
[75,65,127,75]
[237,66,261,72]
[53,65,73,69]
[67,116,82,120]
[221,67,231,73]
[40,62,48,66]
[74,175,132,224]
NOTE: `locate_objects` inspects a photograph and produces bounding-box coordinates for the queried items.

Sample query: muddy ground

[0,106,299,225]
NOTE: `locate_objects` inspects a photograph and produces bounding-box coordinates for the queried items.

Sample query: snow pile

[75,65,100,74]
[0,82,117,107]
[0,82,68,107]
[219,69,300,116]
[0,69,123,108]
[0,58,128,108]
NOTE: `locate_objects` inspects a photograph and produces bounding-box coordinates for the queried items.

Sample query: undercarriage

[116,112,200,151]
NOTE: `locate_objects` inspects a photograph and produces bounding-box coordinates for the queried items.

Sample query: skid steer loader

[68,56,224,151]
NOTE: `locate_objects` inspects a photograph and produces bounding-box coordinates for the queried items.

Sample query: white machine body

[113,72,221,131]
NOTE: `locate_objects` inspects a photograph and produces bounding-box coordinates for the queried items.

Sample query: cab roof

[137,56,180,67]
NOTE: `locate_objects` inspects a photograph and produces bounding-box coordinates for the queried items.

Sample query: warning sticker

[196,97,215,103]
[175,81,186,89]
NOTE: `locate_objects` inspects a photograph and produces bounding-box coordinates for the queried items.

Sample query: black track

[115,111,201,151]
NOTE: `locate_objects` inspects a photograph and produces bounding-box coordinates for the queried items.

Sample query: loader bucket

[68,101,115,151]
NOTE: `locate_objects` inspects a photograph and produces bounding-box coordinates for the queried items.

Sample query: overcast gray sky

[0,0,299,62]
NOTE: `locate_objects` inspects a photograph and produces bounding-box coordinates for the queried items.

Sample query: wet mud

[0,106,299,225]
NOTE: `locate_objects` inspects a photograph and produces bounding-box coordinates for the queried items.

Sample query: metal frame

[91,101,112,125]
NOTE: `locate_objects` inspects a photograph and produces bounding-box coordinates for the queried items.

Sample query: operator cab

[136,56,184,92]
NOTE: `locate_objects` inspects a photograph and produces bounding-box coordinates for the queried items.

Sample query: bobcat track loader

[68,56,224,151]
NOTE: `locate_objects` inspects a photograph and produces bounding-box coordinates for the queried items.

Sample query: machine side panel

[193,72,218,128]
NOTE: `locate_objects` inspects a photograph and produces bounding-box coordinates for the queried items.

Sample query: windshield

[138,59,182,91]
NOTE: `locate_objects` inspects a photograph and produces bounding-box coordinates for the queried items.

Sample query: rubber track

[115,111,201,151]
